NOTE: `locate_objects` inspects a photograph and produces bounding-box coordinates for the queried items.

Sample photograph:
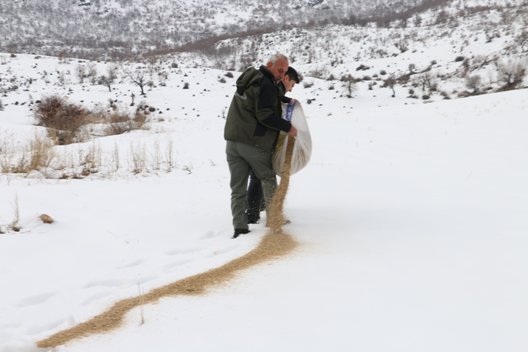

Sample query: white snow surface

[0,54,527,351]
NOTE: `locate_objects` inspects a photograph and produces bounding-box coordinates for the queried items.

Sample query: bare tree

[86,63,98,85]
[128,67,149,96]
[465,74,482,94]
[418,74,428,92]
[518,30,528,54]
[497,60,527,89]
[76,64,86,84]
[383,75,397,97]
[340,74,356,98]
[99,65,118,92]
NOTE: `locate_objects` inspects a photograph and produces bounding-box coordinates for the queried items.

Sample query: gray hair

[267,53,288,66]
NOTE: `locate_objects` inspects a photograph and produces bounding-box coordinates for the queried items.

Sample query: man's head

[282,66,302,93]
[266,54,289,81]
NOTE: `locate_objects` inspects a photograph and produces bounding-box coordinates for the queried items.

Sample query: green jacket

[224,66,292,152]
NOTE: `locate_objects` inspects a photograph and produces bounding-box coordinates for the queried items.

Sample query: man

[281,66,302,94]
[225,54,297,238]
[246,66,302,225]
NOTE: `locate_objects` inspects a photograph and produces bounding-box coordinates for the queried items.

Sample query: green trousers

[226,141,277,230]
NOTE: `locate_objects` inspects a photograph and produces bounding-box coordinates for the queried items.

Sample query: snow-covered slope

[3,0,526,61]
[185,0,528,100]
[0,0,456,59]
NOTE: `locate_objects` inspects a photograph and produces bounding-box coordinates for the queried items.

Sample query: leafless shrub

[77,64,86,84]
[434,9,450,24]
[518,30,528,54]
[340,74,356,98]
[307,68,327,79]
[383,75,397,97]
[35,96,89,145]
[497,60,527,90]
[408,88,418,99]
[465,74,482,94]
[105,112,133,136]
[99,65,118,92]
[86,63,98,85]
[395,40,408,53]
[413,72,438,95]
[440,90,451,100]
[101,109,147,136]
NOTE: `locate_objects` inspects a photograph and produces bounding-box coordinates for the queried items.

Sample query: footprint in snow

[17,292,55,307]
[165,247,200,256]
[208,244,238,257]
[163,259,191,272]
[82,291,112,305]
[200,230,220,239]
[25,318,66,335]
[83,279,124,289]
[116,259,144,269]
[136,275,156,284]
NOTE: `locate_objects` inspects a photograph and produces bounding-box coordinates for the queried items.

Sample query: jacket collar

[259,65,278,83]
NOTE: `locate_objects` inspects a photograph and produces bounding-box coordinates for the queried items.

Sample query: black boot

[232,228,250,239]
[247,212,260,224]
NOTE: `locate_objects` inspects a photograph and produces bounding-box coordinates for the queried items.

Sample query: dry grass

[0,133,55,174]
[104,111,147,136]
[129,142,147,174]
[28,134,55,170]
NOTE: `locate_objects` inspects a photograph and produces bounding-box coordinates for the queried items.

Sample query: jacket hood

[236,67,261,94]
[236,66,276,95]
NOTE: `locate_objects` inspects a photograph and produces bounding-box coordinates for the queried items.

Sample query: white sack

[273,101,312,175]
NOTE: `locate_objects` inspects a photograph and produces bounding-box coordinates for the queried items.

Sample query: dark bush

[35,96,88,144]
[356,64,370,71]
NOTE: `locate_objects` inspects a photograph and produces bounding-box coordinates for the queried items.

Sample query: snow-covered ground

[0,51,527,351]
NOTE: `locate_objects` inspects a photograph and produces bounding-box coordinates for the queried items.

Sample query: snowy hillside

[179,0,528,101]
[0,0,459,59]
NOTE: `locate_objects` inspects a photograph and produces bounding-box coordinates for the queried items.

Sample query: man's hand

[288,125,298,137]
